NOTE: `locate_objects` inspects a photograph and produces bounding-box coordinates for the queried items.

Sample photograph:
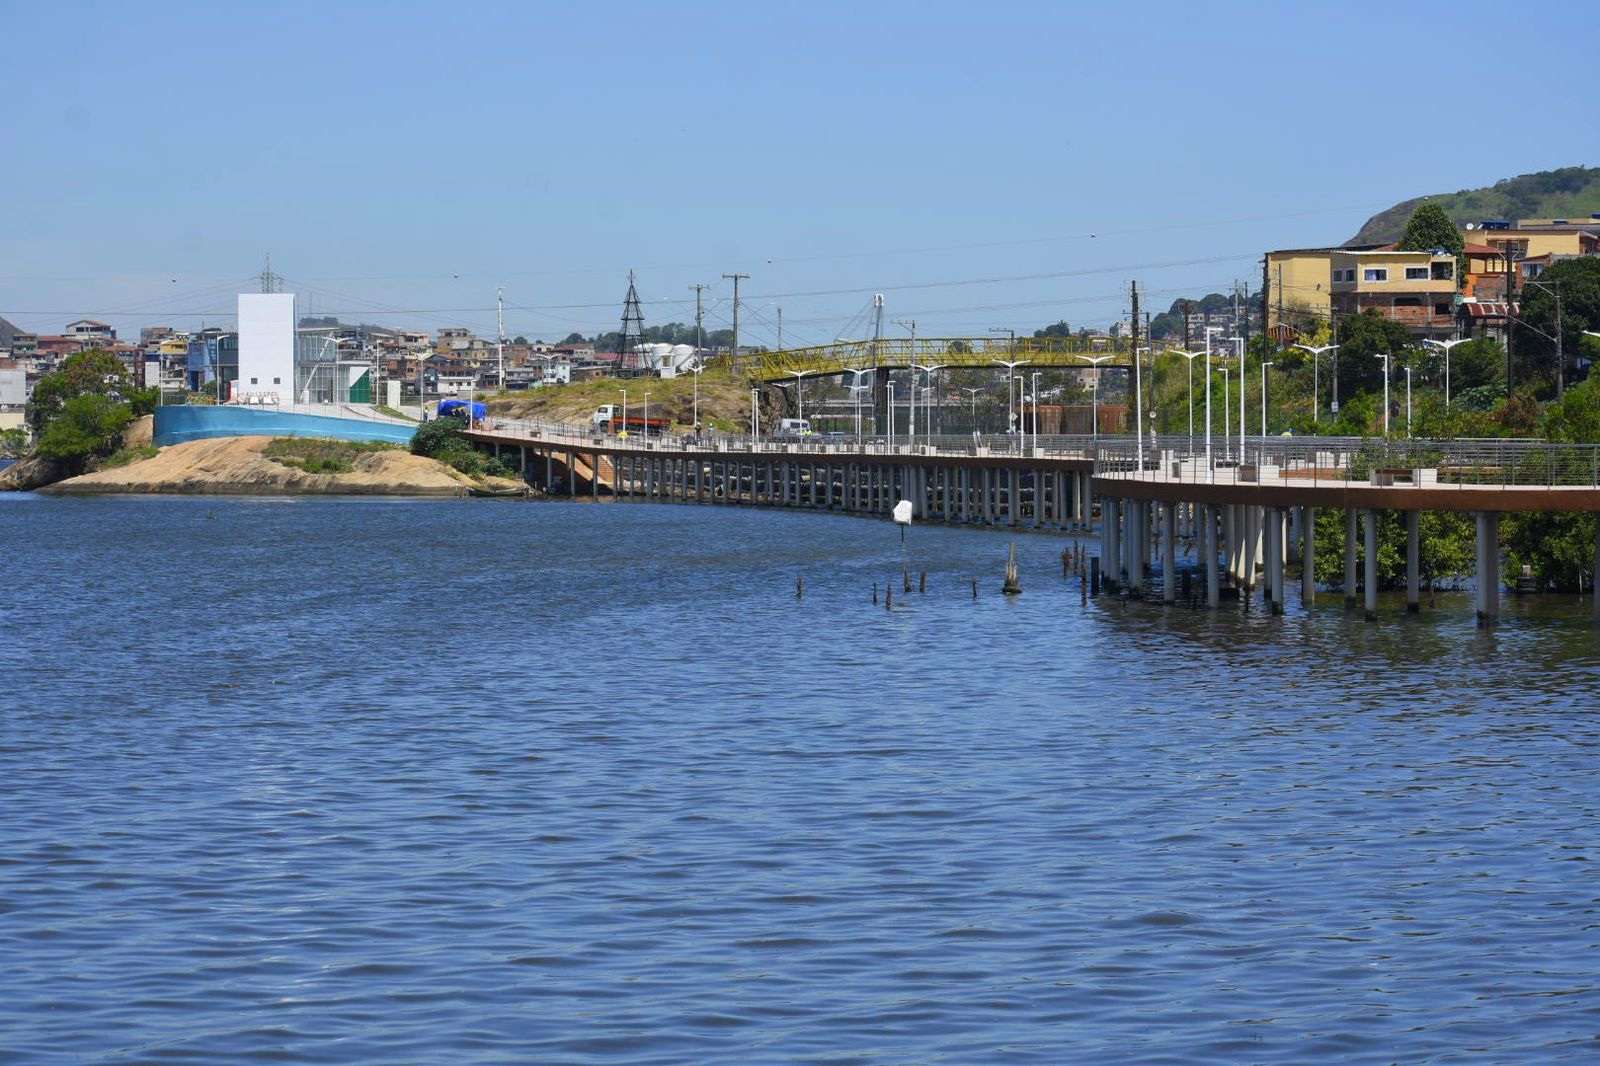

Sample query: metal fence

[1094,436,1600,489]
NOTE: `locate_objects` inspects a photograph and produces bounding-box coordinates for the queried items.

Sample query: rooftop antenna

[619,271,645,366]
[258,255,280,294]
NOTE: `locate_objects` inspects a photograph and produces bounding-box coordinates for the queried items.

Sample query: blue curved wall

[154,406,418,447]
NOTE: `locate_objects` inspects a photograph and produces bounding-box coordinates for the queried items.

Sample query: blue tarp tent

[438,399,487,420]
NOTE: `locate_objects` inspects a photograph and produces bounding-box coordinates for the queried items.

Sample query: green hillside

[1347,166,1600,246]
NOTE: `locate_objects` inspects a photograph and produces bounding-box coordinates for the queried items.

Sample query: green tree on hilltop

[1396,202,1466,288]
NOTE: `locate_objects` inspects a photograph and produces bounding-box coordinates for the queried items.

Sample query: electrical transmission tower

[619,271,645,367]
[258,255,280,294]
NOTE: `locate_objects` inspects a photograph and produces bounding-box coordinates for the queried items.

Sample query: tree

[1449,338,1505,394]
[513,335,528,345]
[560,332,587,346]
[1396,202,1466,287]
[35,393,132,465]
[0,427,26,457]
[1032,320,1072,339]
[1332,309,1413,397]
[26,349,141,434]
[1517,257,1600,388]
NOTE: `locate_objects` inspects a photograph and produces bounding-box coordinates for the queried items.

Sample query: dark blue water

[4,494,1600,1064]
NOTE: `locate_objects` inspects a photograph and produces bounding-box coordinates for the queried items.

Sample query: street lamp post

[1423,337,1469,407]
[1376,353,1391,437]
[1405,366,1413,437]
[963,387,981,431]
[991,357,1029,451]
[1224,336,1244,464]
[1204,326,1224,465]
[619,388,627,438]
[643,391,650,440]
[786,369,805,424]
[913,363,947,445]
[1030,371,1042,444]
[887,383,895,450]
[1168,348,1201,458]
[1260,361,1274,436]
[687,359,704,434]
[1293,343,1338,423]
[1220,368,1230,460]
[1078,355,1113,443]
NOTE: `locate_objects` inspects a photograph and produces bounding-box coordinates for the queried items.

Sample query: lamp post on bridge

[785,369,805,424]
[1293,343,1338,423]
[1423,337,1468,407]
[991,355,1028,452]
[1168,348,1201,460]
[1204,326,1225,467]
[1219,368,1230,460]
[913,362,946,445]
[619,388,627,439]
[1260,361,1273,436]
[845,367,869,439]
[1077,354,1113,445]
[1376,353,1391,437]
[963,387,981,432]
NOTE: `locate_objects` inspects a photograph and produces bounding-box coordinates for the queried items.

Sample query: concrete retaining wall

[154,406,417,447]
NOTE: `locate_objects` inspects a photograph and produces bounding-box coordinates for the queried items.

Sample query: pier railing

[474,416,1600,490]
[1094,436,1600,489]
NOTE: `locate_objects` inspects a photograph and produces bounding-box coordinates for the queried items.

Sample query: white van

[774,418,812,438]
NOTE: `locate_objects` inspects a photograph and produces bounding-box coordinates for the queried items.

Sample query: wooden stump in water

[1002,543,1022,596]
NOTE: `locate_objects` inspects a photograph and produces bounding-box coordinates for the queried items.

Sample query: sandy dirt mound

[41,436,516,497]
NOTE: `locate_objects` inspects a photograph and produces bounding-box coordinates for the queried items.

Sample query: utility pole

[496,286,505,390]
[1181,299,1193,351]
[722,273,749,367]
[690,283,708,357]
[1129,281,1140,444]
[896,319,917,439]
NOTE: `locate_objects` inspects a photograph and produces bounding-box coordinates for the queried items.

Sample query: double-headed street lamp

[1077,354,1113,442]
[912,362,946,444]
[786,369,806,423]
[1293,342,1338,423]
[963,387,982,429]
[1423,337,1469,407]
[845,367,870,438]
[1167,347,1202,456]
[991,357,1029,449]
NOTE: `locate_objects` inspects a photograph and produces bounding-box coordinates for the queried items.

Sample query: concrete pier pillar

[1203,503,1220,608]
[1405,510,1420,613]
[1108,498,1123,591]
[1301,505,1315,608]
[1128,501,1145,597]
[1162,502,1177,604]
[1476,511,1500,623]
[1364,509,1379,621]
[1008,469,1020,526]
[1267,508,1284,614]
[1343,509,1358,609]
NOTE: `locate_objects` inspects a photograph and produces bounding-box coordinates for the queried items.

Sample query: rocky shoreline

[7,434,526,497]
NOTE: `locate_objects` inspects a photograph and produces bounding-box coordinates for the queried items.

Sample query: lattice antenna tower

[619,271,645,361]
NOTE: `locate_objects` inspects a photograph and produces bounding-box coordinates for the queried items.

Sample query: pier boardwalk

[466,417,1600,624]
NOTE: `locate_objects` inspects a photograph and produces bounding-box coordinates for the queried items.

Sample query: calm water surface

[3,494,1599,1064]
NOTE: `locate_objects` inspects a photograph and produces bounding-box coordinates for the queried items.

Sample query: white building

[236,293,296,401]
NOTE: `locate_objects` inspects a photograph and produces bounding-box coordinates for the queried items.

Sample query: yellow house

[1330,249,1457,334]
[1265,248,1336,337]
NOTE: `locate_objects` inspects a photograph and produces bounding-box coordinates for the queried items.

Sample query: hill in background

[1347,166,1600,245]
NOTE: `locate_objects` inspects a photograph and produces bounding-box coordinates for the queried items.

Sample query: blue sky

[2,0,1593,348]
